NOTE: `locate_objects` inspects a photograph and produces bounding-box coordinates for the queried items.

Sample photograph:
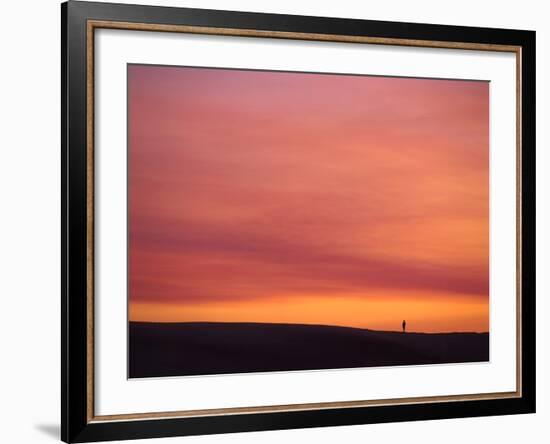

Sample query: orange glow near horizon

[128,65,489,333]
[129,292,489,333]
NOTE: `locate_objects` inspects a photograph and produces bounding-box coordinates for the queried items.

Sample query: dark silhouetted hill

[129,321,489,378]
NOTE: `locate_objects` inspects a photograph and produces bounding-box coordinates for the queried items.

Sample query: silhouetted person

[402,320,406,333]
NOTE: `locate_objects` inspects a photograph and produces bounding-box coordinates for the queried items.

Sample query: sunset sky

[128,64,489,333]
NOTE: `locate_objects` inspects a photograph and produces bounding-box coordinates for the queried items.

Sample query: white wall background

[0,0,547,443]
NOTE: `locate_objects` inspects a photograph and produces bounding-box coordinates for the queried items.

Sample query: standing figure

[402,319,406,333]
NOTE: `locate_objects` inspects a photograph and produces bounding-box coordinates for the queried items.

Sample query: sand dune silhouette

[129,321,489,378]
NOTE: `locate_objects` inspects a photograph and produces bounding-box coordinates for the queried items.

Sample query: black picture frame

[62,1,536,442]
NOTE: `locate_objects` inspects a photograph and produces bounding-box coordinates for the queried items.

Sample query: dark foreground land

[129,322,489,378]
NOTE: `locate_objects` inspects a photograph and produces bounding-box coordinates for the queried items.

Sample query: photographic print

[127,64,489,379]
[63,4,535,440]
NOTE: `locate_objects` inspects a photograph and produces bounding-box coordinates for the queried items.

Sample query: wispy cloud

[128,65,489,331]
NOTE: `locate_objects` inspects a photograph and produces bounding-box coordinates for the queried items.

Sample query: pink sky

[128,64,489,332]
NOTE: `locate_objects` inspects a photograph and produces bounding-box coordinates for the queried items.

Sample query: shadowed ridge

[129,321,489,378]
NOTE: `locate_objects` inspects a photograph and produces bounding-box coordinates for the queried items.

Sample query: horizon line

[128,320,489,335]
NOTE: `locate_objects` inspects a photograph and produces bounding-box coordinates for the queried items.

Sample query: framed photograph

[61,1,536,442]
